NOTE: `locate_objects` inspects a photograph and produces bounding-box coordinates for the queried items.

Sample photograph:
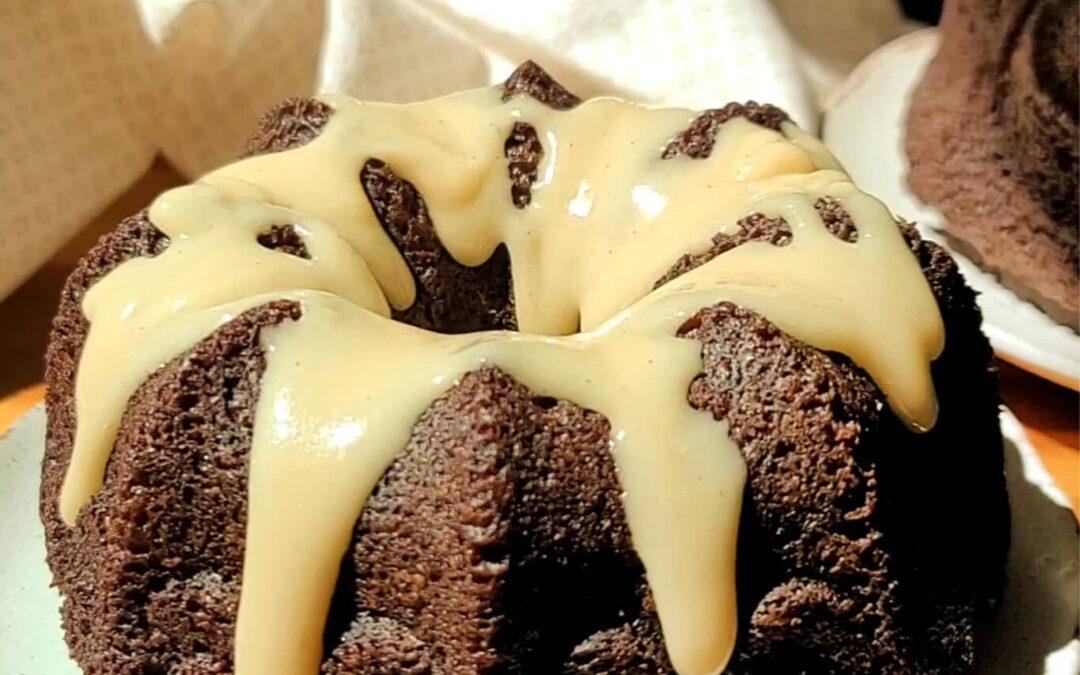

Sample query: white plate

[1,405,1076,673]
[821,29,1080,392]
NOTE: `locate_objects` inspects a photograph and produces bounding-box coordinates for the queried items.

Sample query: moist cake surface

[42,62,1008,675]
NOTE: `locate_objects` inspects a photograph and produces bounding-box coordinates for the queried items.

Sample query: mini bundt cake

[42,62,1008,675]
[906,0,1080,328]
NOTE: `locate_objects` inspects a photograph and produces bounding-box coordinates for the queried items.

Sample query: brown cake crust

[906,0,1079,328]
[43,62,1007,674]
[360,158,517,332]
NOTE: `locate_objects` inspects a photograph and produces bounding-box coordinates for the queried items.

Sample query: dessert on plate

[906,0,1079,329]
[41,62,1008,674]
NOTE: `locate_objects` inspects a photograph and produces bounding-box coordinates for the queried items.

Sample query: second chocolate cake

[907,0,1079,329]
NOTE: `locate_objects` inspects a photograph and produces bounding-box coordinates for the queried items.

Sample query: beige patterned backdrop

[0,0,914,302]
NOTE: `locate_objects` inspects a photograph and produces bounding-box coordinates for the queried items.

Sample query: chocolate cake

[906,0,1080,328]
[42,62,1009,674]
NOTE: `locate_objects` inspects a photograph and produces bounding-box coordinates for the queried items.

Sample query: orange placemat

[0,384,45,438]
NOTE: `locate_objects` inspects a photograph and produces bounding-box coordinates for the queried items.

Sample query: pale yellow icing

[60,82,945,675]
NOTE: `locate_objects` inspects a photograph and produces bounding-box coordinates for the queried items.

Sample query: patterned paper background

[0,0,913,301]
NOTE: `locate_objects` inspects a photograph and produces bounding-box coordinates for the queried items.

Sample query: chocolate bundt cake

[906,0,1080,328]
[42,62,1008,674]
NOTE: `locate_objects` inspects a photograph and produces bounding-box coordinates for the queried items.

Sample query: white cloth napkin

[0,0,912,301]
